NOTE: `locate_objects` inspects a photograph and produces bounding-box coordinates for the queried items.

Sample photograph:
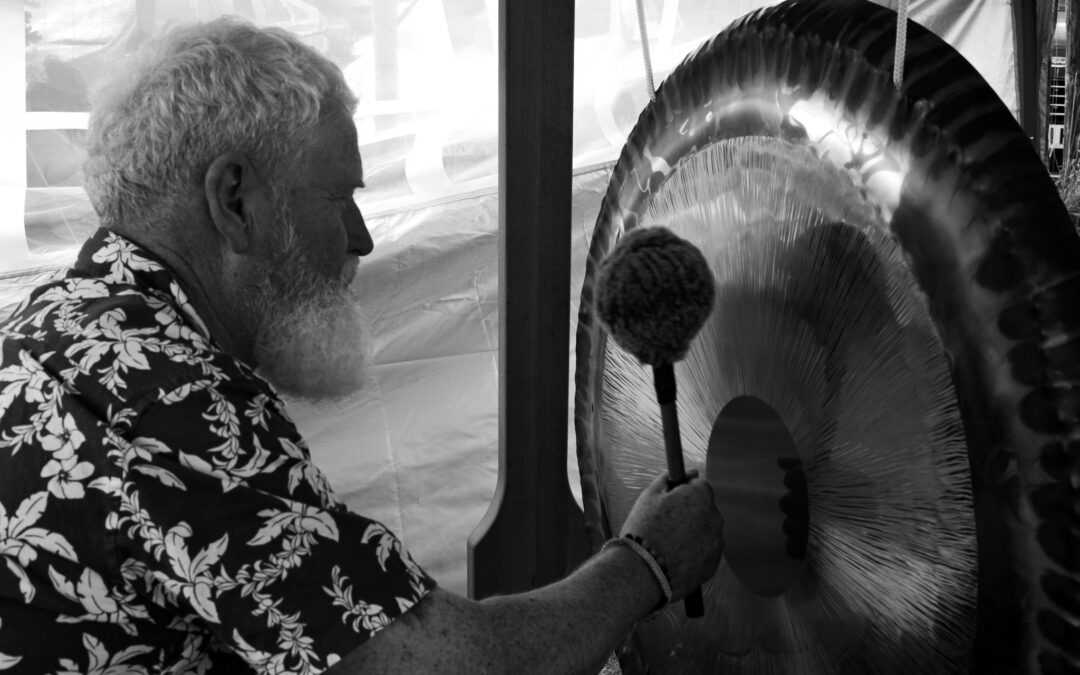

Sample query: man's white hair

[83,17,358,228]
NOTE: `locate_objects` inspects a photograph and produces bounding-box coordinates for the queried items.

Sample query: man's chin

[246,237,372,403]
[259,361,368,403]
[250,298,373,403]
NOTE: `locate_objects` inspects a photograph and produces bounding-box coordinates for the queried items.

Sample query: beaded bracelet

[602,534,673,611]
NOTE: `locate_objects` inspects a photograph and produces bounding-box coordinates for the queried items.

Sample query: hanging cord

[635,0,657,101]
[893,0,910,89]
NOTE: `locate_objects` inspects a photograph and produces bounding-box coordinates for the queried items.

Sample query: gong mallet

[595,225,716,618]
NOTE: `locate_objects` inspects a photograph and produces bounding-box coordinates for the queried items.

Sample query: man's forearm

[478,543,662,673]
[332,544,663,674]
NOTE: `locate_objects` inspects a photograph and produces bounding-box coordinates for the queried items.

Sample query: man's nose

[346,200,374,256]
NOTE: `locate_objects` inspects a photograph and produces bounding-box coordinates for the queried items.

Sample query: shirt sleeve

[111,374,437,674]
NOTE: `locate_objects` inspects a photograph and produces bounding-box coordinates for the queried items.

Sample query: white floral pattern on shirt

[0,230,435,674]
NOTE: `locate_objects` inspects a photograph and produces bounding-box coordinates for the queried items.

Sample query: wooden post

[467,0,588,600]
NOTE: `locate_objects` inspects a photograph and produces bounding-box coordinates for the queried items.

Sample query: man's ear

[204,153,269,255]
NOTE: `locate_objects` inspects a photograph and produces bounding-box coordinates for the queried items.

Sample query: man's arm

[333,545,657,674]
[331,472,723,674]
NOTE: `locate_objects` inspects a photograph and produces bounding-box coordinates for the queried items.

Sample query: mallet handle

[652,362,704,618]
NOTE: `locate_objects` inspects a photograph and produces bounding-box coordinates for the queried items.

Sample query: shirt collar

[73,228,214,341]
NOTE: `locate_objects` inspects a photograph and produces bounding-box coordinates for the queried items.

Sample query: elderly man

[0,18,723,674]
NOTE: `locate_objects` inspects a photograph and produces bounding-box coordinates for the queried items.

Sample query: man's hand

[618,470,724,602]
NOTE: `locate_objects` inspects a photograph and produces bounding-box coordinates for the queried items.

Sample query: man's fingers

[695,474,716,502]
[642,471,673,495]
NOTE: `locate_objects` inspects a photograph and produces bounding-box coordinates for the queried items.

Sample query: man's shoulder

[4,271,205,346]
[0,271,241,405]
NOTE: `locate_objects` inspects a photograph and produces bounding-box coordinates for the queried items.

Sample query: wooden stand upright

[467,0,588,600]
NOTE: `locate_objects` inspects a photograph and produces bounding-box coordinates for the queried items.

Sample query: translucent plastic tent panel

[2,0,1022,594]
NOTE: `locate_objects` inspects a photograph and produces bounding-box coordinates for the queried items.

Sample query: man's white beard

[249,228,370,401]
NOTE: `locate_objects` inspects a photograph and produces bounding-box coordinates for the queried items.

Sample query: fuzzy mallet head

[596,226,716,366]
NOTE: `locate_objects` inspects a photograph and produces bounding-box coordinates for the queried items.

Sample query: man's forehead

[304,108,364,185]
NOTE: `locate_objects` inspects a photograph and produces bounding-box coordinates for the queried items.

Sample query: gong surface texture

[573,1,1080,673]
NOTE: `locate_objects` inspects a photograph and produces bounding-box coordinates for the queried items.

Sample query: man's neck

[107,223,255,364]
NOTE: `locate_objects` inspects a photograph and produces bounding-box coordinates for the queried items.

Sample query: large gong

[573,1,1080,673]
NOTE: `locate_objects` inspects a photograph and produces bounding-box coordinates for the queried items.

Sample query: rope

[635,0,657,101]
[893,0,910,89]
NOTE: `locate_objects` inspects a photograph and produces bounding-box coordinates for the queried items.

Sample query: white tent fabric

[1,0,1024,594]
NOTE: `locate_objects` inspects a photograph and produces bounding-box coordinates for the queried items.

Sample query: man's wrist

[601,535,671,615]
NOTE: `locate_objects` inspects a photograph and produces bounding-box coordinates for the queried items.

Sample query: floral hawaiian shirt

[0,230,436,674]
